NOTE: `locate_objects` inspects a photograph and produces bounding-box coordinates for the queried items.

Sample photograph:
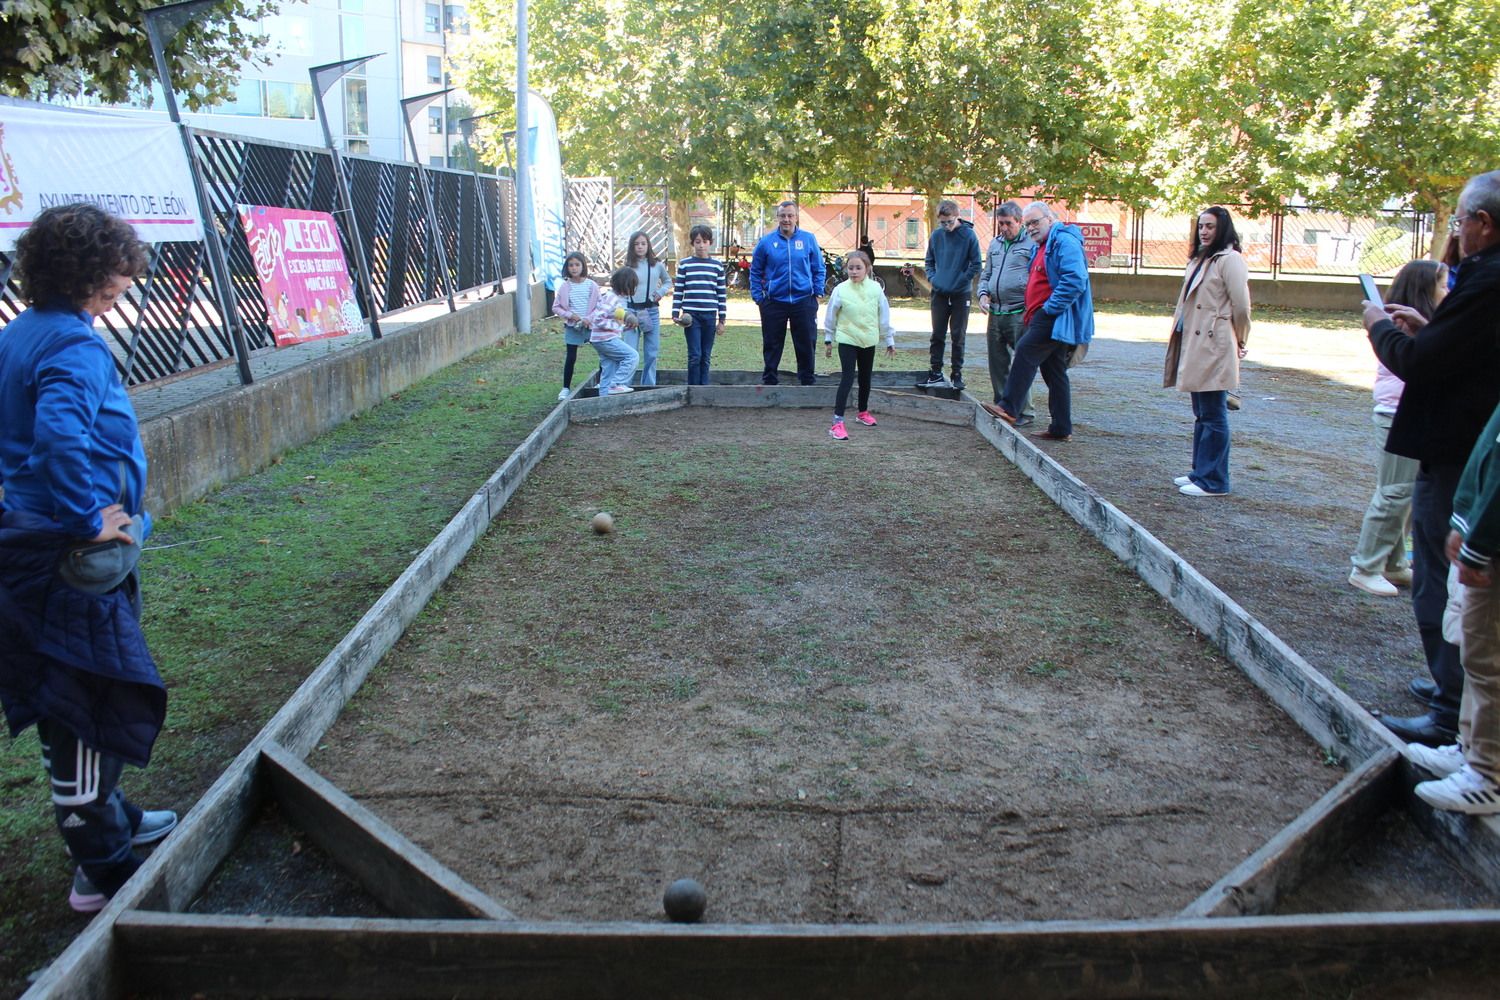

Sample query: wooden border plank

[1399,761,1500,896]
[260,743,513,920]
[972,409,1393,765]
[114,909,1500,1000]
[23,391,576,999]
[1182,748,1401,917]
[568,385,688,418]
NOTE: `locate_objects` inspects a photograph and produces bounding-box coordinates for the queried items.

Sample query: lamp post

[402,89,457,312]
[141,0,256,385]
[459,113,505,297]
[309,55,385,338]
[514,0,533,333]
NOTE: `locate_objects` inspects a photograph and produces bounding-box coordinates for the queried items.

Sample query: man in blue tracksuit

[750,201,825,386]
[921,200,982,391]
[992,201,1094,441]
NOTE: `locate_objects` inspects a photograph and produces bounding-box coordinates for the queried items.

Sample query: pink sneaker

[855,411,877,426]
[829,420,848,441]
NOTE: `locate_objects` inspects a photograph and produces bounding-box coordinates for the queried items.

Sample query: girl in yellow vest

[822,250,896,440]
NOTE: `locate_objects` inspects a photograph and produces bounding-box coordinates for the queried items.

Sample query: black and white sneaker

[1415,764,1500,815]
[918,372,948,388]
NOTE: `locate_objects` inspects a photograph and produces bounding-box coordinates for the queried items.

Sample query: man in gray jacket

[977,201,1035,422]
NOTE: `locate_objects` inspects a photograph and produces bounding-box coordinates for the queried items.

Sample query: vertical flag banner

[0,104,203,249]
[526,90,566,291]
[235,205,365,347]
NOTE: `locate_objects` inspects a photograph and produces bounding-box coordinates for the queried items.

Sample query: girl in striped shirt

[671,225,728,385]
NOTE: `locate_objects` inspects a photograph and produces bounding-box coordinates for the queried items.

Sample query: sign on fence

[1078,222,1113,265]
[0,104,204,249]
[235,204,363,347]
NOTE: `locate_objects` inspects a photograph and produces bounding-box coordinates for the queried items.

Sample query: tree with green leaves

[1,0,272,109]
[1101,0,1500,249]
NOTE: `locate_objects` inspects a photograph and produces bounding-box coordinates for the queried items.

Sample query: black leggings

[562,343,580,387]
[835,342,876,417]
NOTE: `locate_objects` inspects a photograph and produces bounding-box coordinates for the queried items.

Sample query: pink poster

[1077,222,1114,265]
[235,204,365,347]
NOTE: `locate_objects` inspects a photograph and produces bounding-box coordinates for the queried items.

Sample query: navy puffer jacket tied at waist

[0,510,164,767]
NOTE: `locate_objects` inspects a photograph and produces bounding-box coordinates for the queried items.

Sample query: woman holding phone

[1164,206,1252,497]
[1348,259,1448,596]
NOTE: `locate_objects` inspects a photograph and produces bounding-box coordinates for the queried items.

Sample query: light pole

[309,56,385,338]
[515,0,533,333]
[402,89,457,312]
[141,0,256,384]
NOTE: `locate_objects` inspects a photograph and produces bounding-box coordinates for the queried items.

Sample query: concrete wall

[140,288,534,518]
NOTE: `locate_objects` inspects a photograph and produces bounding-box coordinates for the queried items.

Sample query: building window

[347,138,370,155]
[214,78,263,116]
[904,218,919,249]
[428,107,443,134]
[265,81,314,119]
[427,56,442,84]
[430,155,446,167]
[265,13,313,56]
[424,2,440,32]
[343,77,369,136]
[340,16,366,59]
[444,5,468,34]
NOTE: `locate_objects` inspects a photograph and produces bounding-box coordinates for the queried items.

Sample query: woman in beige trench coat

[1164,206,1252,496]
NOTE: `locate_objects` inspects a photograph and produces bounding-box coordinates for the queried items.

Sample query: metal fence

[0,127,516,389]
[657,187,1435,279]
[563,178,673,268]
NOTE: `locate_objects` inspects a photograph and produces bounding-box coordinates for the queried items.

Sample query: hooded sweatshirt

[924,219,982,294]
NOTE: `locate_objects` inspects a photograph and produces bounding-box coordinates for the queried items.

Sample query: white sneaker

[1415,764,1500,815]
[557,387,571,401]
[1179,483,1228,497]
[606,385,634,395]
[1407,742,1464,777]
[1348,568,1399,597]
[1384,566,1414,587]
[1173,475,1192,487]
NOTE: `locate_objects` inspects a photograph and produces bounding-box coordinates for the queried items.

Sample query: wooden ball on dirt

[663,878,706,923]
[591,511,614,534]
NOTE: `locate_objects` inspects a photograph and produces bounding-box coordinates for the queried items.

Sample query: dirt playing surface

[312,406,1339,924]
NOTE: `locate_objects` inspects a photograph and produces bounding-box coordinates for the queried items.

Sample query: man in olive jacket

[1362,169,1500,749]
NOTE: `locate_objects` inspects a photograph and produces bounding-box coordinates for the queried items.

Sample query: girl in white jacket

[822,251,895,439]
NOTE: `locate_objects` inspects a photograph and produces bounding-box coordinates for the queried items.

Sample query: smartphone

[1358,273,1382,305]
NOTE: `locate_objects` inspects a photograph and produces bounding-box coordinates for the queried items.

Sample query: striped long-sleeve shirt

[673,256,727,322]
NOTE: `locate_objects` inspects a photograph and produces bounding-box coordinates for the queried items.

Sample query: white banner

[0,104,204,250]
[526,90,566,292]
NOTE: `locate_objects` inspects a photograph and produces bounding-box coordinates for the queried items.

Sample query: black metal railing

[0,126,516,389]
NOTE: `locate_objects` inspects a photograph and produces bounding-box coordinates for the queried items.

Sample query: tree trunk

[1420,193,1452,261]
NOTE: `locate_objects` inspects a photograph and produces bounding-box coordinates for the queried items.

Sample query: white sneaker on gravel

[1173,475,1192,487]
[1407,742,1464,777]
[1415,764,1500,815]
[1349,569,1399,597]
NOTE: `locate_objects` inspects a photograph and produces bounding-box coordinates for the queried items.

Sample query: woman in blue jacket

[0,203,176,913]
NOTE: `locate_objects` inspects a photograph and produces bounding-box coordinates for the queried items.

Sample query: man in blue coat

[990,202,1094,441]
[750,201,825,386]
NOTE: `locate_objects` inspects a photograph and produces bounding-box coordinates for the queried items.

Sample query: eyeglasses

[1022,218,1044,230]
[1450,213,1472,234]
